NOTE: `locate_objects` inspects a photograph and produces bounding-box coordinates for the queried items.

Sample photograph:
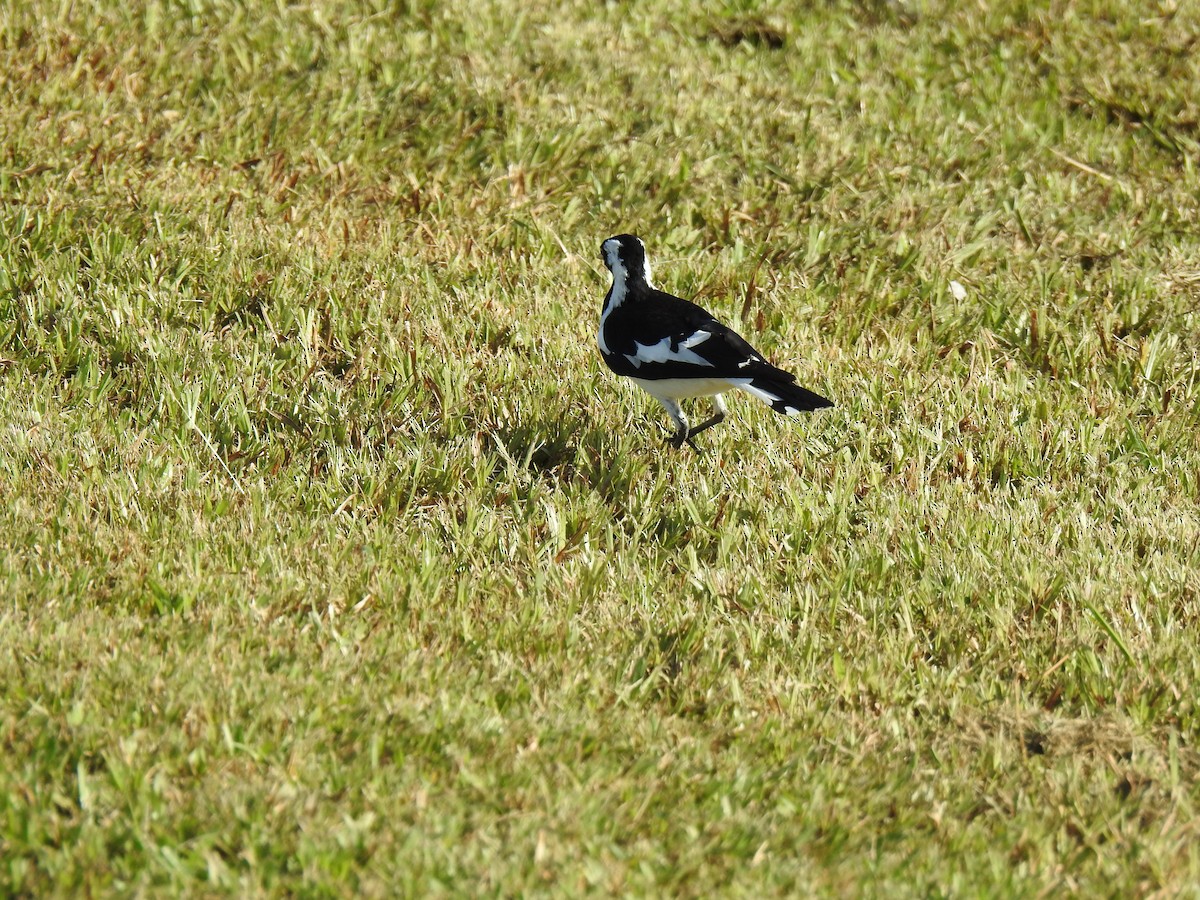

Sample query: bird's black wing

[601,290,794,382]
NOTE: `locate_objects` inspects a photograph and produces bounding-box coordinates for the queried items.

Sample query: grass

[3,0,1200,893]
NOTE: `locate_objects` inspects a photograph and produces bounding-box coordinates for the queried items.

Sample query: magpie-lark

[598,234,832,448]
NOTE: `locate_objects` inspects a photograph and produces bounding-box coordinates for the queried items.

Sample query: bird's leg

[686,412,724,440]
[658,398,697,450]
[669,423,692,450]
[686,394,727,441]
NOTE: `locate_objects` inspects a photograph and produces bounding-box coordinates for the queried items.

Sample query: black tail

[744,377,833,416]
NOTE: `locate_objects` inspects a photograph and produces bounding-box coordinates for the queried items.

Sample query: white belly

[630,376,746,400]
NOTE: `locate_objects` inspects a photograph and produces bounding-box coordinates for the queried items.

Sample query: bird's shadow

[487,408,659,496]
[488,414,593,480]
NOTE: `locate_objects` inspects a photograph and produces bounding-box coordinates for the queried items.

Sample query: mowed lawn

[3,0,1200,894]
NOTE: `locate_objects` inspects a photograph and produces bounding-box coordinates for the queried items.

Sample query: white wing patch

[625,330,714,369]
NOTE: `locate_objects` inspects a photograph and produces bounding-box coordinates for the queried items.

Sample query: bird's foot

[667,427,699,451]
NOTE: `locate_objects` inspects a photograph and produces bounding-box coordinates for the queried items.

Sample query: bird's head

[600,234,653,290]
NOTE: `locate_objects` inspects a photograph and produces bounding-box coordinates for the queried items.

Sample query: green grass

[3,0,1200,893]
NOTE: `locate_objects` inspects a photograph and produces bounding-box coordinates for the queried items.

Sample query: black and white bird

[597,234,832,448]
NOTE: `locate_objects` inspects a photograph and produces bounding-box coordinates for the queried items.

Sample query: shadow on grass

[488,409,652,500]
[488,414,591,478]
